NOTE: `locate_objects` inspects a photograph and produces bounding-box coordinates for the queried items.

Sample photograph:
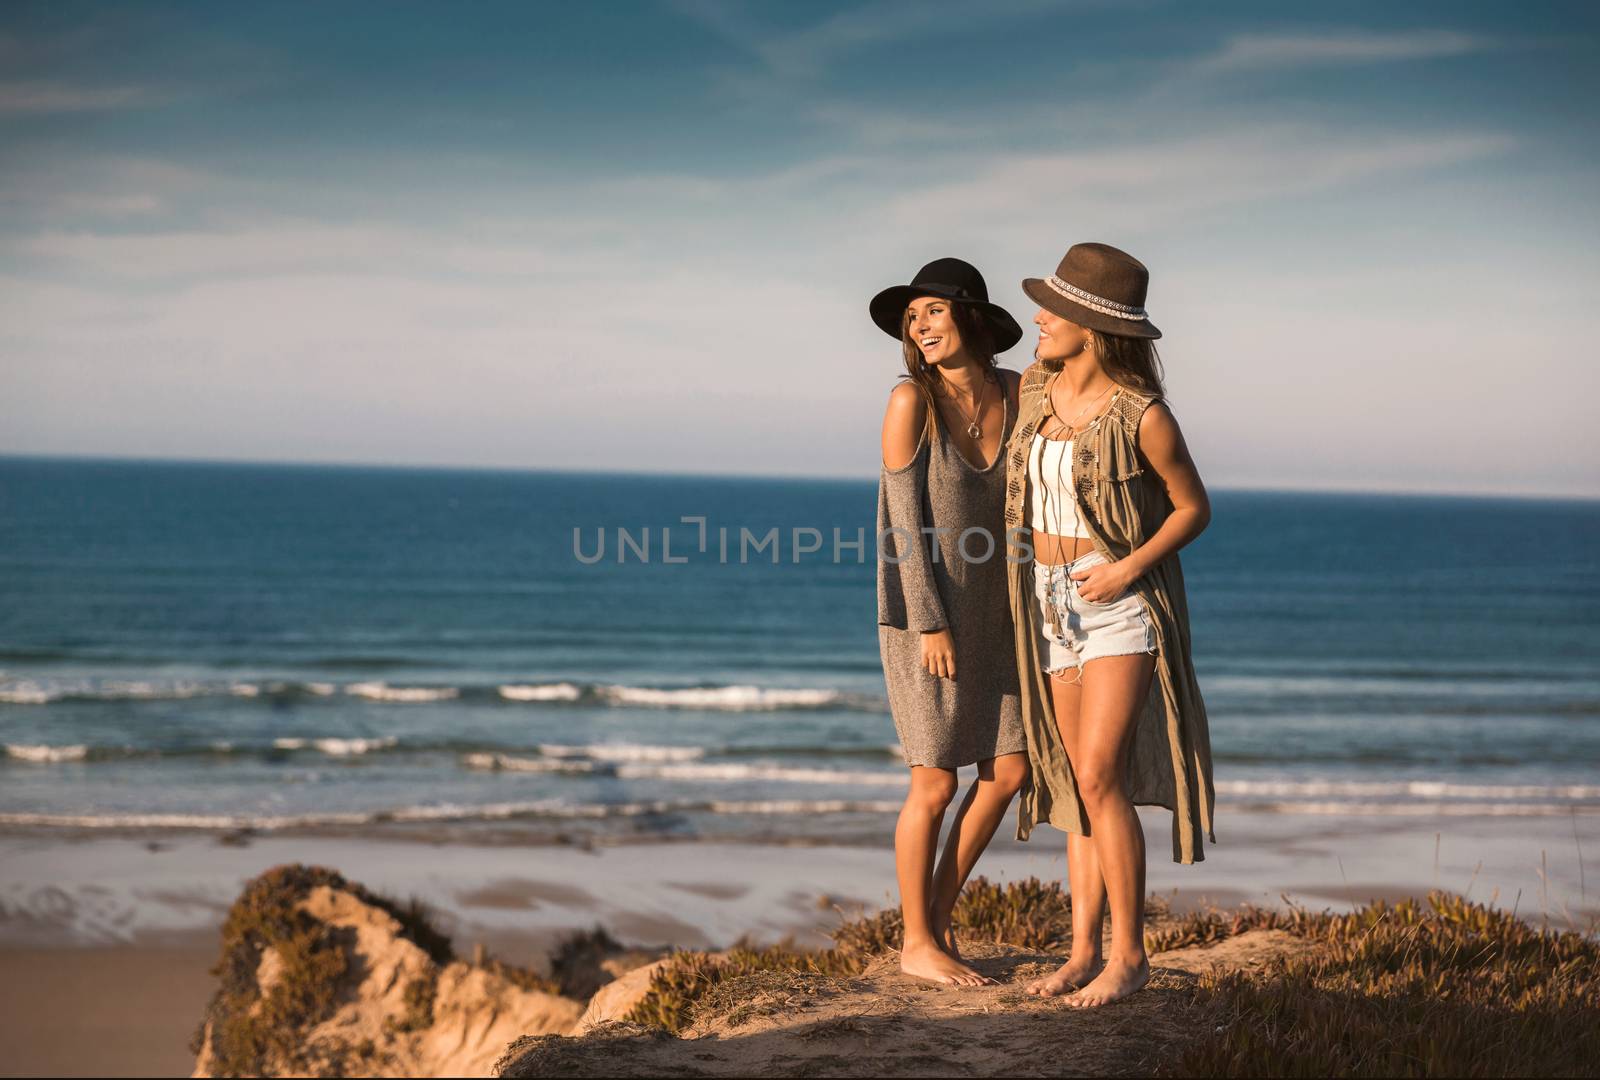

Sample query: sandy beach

[0,940,218,1077]
[2,807,1593,1076]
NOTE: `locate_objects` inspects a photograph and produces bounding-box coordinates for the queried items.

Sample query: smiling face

[1033,307,1093,365]
[904,296,965,366]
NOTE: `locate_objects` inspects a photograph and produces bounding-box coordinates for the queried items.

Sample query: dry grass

[627,876,1075,1034]
[1145,900,1315,953]
[692,968,858,1031]
[620,877,1599,1076]
[831,874,1077,957]
[1175,891,1600,1077]
[623,941,861,1034]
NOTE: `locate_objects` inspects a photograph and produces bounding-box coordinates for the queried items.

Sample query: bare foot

[1063,956,1149,1007]
[1023,954,1102,997]
[900,939,992,987]
[934,920,963,961]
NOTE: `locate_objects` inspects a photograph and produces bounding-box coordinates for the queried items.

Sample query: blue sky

[2,1,1597,495]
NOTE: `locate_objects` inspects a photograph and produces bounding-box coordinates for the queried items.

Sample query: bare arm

[877,381,956,677]
[881,381,927,470]
[1120,401,1210,578]
[1071,401,1211,601]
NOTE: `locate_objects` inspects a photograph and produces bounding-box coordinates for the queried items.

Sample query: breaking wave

[0,676,882,713]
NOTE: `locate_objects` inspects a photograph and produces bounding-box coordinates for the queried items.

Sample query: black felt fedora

[870,257,1023,352]
[1022,243,1161,340]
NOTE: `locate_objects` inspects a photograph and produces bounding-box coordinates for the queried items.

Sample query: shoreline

[4,808,1594,952]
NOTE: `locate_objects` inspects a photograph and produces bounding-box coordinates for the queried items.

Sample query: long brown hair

[1086,329,1165,398]
[898,300,1001,440]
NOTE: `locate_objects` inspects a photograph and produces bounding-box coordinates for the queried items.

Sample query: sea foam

[345,682,459,703]
[6,743,90,763]
[539,742,705,763]
[595,684,844,710]
[498,682,583,702]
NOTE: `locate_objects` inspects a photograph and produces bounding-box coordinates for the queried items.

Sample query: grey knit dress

[877,388,1026,768]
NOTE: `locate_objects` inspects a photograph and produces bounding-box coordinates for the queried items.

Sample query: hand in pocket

[920,629,956,679]
[1069,558,1136,605]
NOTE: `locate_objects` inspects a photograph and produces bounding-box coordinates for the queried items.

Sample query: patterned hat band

[1044,275,1149,321]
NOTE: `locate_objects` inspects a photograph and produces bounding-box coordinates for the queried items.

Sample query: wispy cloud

[0,80,173,113]
[0,156,216,220]
[856,126,1513,242]
[758,0,1061,78]
[16,221,615,281]
[1195,29,1494,74]
[675,0,1065,80]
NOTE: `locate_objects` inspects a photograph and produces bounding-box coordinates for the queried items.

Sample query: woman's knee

[1074,762,1124,809]
[906,768,958,811]
[981,754,1028,798]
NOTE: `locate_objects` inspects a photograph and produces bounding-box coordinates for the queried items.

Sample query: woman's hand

[920,629,956,679]
[1070,558,1139,604]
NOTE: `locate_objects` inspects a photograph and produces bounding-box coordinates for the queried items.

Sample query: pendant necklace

[945,375,987,440]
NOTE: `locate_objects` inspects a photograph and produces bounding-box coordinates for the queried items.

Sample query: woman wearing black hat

[873,257,1029,987]
[1001,243,1216,1007]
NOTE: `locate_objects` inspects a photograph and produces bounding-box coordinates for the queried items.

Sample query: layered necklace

[1042,379,1117,441]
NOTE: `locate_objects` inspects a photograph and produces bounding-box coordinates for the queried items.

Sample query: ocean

[1,456,1597,843]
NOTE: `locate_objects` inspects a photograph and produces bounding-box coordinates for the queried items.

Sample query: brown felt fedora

[1022,242,1161,340]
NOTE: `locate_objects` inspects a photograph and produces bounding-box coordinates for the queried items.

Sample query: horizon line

[1,450,1596,504]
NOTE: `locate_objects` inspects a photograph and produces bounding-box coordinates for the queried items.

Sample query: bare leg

[1063,652,1156,1008]
[896,765,988,986]
[928,752,1028,960]
[1025,667,1106,996]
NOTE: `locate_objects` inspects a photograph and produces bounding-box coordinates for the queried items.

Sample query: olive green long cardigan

[1004,364,1217,863]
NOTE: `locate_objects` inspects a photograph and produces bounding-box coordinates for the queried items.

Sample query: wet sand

[0,938,217,1078]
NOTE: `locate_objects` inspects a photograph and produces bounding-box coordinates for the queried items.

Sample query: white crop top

[1028,434,1091,537]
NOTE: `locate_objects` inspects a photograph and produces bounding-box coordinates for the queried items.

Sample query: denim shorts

[1032,550,1157,677]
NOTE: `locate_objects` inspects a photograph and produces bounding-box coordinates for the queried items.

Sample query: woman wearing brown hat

[872,257,1029,987]
[1003,243,1216,1007]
